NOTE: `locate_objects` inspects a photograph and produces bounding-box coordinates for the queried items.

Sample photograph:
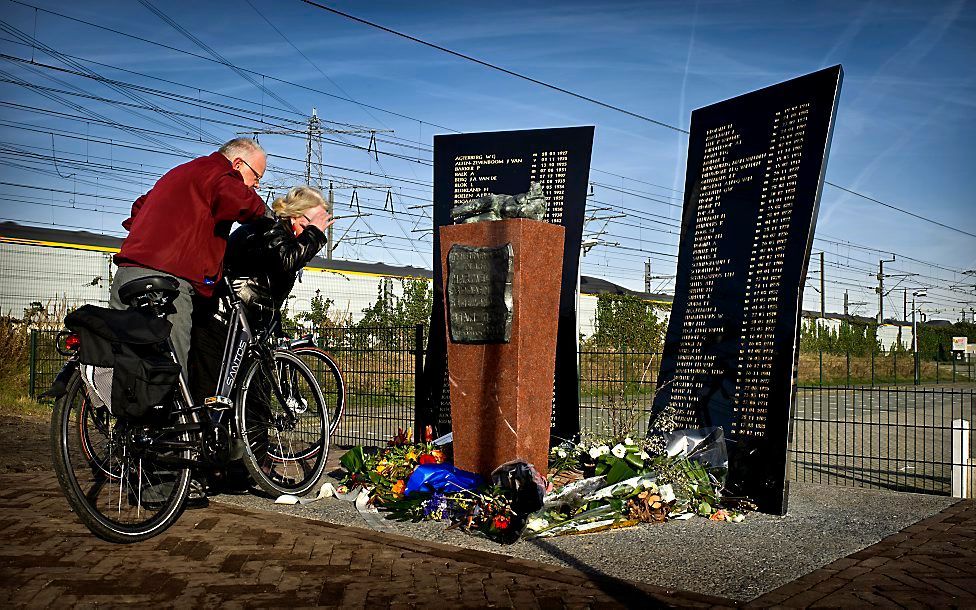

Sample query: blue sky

[0,0,973,319]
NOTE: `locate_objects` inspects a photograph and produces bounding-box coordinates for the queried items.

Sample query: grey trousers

[110,266,195,373]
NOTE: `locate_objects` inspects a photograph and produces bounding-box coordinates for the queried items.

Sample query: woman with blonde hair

[188,185,334,407]
[226,185,333,309]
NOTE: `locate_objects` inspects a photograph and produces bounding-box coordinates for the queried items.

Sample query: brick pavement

[0,472,729,608]
[3,469,974,608]
[751,499,976,608]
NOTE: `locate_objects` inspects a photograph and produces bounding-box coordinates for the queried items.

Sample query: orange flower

[431,449,445,464]
[392,480,406,496]
[710,509,729,522]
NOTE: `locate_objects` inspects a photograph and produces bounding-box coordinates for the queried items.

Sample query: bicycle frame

[213,300,254,402]
[203,279,298,425]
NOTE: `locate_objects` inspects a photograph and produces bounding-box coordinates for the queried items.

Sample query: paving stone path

[751,498,975,608]
[0,472,727,608]
[1,469,973,608]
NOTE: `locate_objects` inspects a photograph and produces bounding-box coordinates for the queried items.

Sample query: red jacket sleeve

[212,174,267,223]
[122,191,151,231]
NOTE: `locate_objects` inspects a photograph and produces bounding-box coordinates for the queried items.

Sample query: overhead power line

[300,1,975,241]
[823,181,975,239]
[5,0,459,132]
[2,0,970,302]
[12,0,965,245]
[300,0,685,133]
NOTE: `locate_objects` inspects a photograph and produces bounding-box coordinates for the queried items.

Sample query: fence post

[819,348,823,386]
[413,324,425,437]
[894,350,898,385]
[622,345,628,395]
[871,349,875,386]
[28,329,37,399]
[951,419,971,498]
[846,351,851,387]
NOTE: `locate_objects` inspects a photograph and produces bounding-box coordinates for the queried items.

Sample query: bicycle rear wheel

[290,346,345,436]
[236,350,329,497]
[50,369,192,543]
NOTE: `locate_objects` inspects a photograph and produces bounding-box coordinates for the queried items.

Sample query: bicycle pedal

[204,395,233,410]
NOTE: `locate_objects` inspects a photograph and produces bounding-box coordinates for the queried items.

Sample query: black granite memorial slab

[650,66,843,515]
[447,243,514,343]
[420,127,594,439]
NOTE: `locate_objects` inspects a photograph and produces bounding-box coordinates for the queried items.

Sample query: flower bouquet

[529,429,748,537]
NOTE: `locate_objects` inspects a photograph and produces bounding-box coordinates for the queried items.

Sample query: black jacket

[224,216,327,309]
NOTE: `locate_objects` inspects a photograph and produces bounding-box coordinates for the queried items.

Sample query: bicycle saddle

[118,275,180,307]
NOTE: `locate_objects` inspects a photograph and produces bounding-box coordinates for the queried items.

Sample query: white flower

[557,449,567,458]
[624,437,635,446]
[526,517,549,531]
[639,451,650,460]
[658,484,676,503]
[598,445,611,456]
[611,444,627,459]
[588,446,602,459]
[732,513,745,523]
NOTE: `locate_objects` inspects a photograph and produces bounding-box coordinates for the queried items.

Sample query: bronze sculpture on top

[450,181,548,224]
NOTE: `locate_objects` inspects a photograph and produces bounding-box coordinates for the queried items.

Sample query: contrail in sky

[670,0,699,217]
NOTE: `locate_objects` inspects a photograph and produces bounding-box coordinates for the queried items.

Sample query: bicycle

[48,275,330,544]
[281,334,345,437]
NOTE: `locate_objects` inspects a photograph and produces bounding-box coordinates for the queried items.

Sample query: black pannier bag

[64,305,181,420]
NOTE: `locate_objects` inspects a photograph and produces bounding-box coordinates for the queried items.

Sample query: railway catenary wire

[0,1,971,311]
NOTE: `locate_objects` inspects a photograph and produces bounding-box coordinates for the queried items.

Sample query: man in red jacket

[110,138,269,373]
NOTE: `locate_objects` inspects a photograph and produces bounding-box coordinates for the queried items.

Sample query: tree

[356,277,433,349]
[587,293,664,353]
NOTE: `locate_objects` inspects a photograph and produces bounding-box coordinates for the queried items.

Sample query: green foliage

[918,322,975,362]
[586,293,664,352]
[280,291,353,350]
[382,377,403,397]
[357,278,432,329]
[294,291,352,330]
[355,278,432,349]
[339,445,365,474]
[800,319,881,356]
[800,317,975,362]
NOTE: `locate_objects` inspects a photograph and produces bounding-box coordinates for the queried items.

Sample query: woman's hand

[304,205,335,232]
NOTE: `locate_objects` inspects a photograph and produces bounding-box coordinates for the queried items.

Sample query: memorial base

[440,219,564,478]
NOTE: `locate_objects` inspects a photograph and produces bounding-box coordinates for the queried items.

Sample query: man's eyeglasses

[237,158,263,186]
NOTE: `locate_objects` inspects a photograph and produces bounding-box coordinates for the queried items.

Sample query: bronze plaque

[447,243,513,343]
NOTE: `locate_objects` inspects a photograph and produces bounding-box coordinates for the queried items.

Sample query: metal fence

[29,325,424,449]
[29,335,975,496]
[798,350,975,386]
[576,347,975,496]
[578,347,659,439]
[790,385,975,495]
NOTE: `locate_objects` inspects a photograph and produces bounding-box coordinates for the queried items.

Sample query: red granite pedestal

[440,218,565,478]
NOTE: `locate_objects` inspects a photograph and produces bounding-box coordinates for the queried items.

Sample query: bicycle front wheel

[236,350,329,497]
[50,368,192,544]
[290,346,345,436]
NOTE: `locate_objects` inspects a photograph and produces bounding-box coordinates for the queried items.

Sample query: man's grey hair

[219,137,265,161]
